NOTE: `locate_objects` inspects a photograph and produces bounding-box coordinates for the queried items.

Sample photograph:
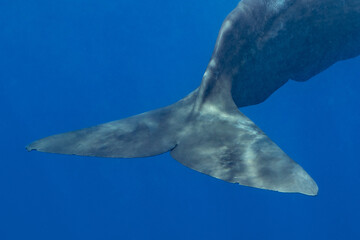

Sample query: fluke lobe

[27,0,360,196]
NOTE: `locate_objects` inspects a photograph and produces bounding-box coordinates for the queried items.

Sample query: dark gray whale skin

[27,0,360,196]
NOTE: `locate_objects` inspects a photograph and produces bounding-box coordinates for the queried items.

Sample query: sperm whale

[27,0,360,195]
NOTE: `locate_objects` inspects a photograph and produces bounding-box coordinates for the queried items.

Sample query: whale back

[198,0,360,108]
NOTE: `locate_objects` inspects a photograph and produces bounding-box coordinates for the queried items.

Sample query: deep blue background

[1,0,360,239]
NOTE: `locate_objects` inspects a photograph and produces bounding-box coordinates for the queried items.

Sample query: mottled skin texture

[27,0,360,195]
[199,0,360,108]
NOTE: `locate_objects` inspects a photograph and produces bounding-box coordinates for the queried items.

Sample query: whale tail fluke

[170,105,318,196]
[27,89,318,196]
[26,91,197,158]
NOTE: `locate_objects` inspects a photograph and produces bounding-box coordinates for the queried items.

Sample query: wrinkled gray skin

[27,0,360,196]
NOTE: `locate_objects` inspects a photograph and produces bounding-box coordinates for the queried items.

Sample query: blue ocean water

[1,0,360,239]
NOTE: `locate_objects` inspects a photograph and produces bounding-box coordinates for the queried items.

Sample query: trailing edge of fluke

[27,0,360,196]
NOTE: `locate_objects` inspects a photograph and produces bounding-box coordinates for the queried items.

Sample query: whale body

[27,0,360,196]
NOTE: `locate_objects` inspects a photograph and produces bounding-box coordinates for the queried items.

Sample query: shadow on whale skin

[27,0,360,196]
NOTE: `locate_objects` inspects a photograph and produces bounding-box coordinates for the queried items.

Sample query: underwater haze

[1,0,360,239]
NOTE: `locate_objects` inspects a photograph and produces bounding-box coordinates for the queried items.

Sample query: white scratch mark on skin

[215,20,232,53]
[209,59,217,67]
[268,0,286,12]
